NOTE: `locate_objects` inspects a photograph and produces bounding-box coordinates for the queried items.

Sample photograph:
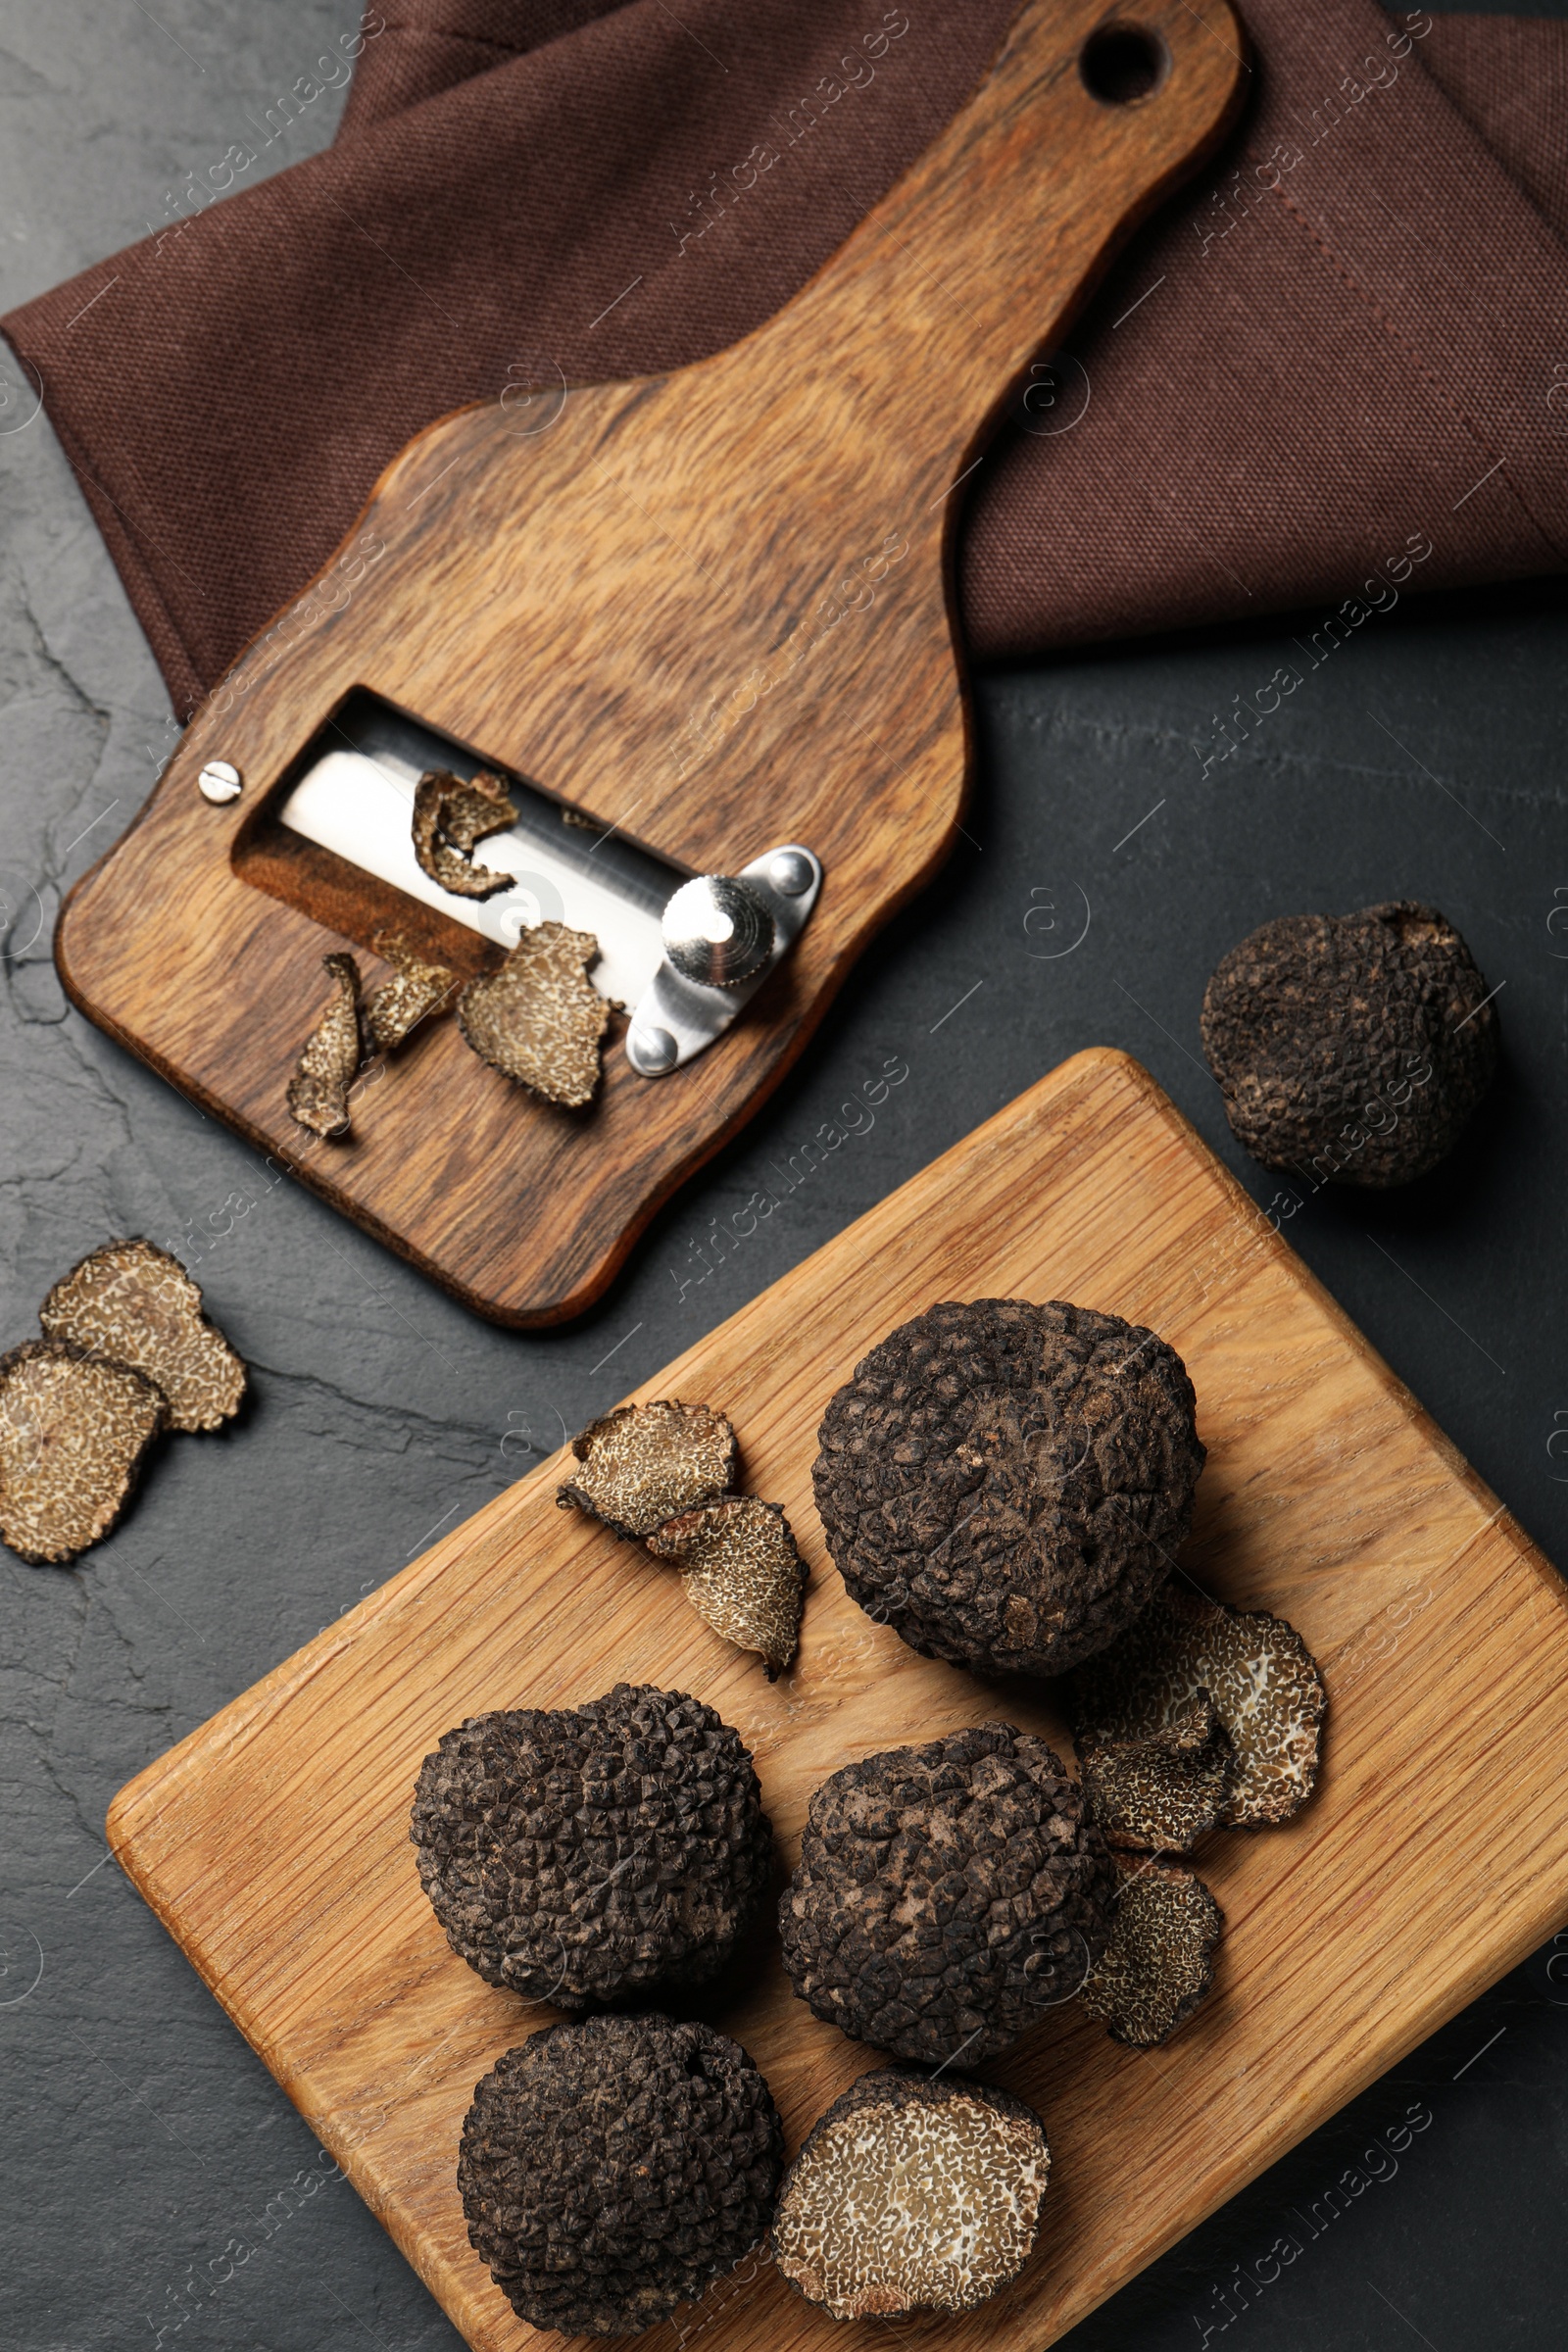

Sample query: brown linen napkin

[5,0,1565,721]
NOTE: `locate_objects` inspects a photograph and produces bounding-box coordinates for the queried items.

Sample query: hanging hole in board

[1079,23,1168,105]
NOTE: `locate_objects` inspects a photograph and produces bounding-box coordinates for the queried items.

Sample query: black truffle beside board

[107,1049,1568,2352]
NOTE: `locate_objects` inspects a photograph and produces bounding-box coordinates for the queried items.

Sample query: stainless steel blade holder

[625,849,823,1076]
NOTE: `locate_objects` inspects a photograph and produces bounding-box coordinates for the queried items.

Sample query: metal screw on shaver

[662,875,775,988]
[624,844,823,1079]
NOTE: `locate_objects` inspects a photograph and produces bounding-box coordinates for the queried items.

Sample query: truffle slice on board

[286,951,362,1139]
[647,1495,808,1678]
[410,1683,772,2005]
[361,930,455,1053]
[39,1239,246,1434]
[411,767,517,900]
[1200,900,1499,1187]
[1069,1582,1326,1829]
[1077,1690,1235,1853]
[779,1725,1115,2066]
[812,1297,1205,1681]
[1080,1856,1223,2046]
[0,1340,167,1565]
[773,2067,1050,2319]
[458,2012,784,2336]
[457,922,609,1108]
[557,1398,737,1539]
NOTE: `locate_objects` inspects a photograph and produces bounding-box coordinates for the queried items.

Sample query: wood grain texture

[109,1049,1568,2352]
[56,0,1247,1326]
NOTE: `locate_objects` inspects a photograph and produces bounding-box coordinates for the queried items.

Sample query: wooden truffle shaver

[58,0,1247,1326]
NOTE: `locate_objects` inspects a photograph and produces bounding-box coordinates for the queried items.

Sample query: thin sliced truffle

[772,2068,1050,2319]
[286,951,362,1138]
[1077,1690,1235,1853]
[458,923,609,1108]
[557,1399,737,1538]
[361,930,455,1053]
[39,1239,246,1435]
[411,1683,771,2005]
[1080,1856,1222,2045]
[1200,900,1499,1186]
[459,2012,784,2335]
[813,1298,1205,1679]
[1069,1583,1326,1829]
[412,766,517,899]
[648,1496,807,1678]
[0,1340,166,1564]
[779,1726,1115,2066]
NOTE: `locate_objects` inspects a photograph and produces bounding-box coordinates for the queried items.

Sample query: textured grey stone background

[2,5,1566,2348]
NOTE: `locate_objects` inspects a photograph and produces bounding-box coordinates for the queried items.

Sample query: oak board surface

[109,1050,1568,2352]
[57,0,1247,1326]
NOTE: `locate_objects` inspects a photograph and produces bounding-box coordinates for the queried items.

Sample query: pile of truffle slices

[410,1296,1327,2335]
[287,768,617,1139]
[0,1239,246,1566]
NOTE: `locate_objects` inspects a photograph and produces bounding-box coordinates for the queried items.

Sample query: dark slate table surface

[2,6,1565,2347]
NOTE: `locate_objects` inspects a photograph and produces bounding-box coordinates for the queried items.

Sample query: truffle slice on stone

[1200,900,1499,1187]
[772,2068,1050,2320]
[459,2012,784,2336]
[1077,1690,1235,1853]
[1081,1856,1222,2045]
[779,1725,1115,2066]
[411,1683,772,2005]
[39,1239,246,1434]
[812,1298,1205,1680]
[648,1496,807,1679]
[557,1399,737,1538]
[286,951,363,1139]
[361,930,455,1053]
[457,923,609,1108]
[0,1340,167,1565]
[1069,1583,1326,1829]
[412,766,517,900]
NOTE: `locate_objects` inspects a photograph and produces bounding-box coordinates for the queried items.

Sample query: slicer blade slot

[272,696,681,1008]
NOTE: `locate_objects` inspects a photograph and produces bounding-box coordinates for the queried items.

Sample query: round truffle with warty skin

[812,1298,1205,1679]
[1200,900,1498,1186]
[411,1684,771,2006]
[772,2068,1050,2319]
[778,1725,1115,2065]
[459,2013,784,2335]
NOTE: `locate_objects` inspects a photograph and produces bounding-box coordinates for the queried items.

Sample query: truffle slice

[412,766,517,900]
[773,2069,1050,2319]
[812,1298,1206,1679]
[460,2012,784,2336]
[779,1725,1115,2066]
[361,930,455,1053]
[558,1398,737,1538]
[648,1496,807,1678]
[0,1340,167,1564]
[286,951,362,1139]
[39,1239,246,1434]
[1069,1583,1326,1829]
[411,1683,772,2005]
[1077,1690,1235,1853]
[1200,900,1499,1186]
[1080,1856,1222,2045]
[457,923,609,1108]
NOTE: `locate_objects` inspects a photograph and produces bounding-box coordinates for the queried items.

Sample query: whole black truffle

[772,2068,1050,2318]
[812,1298,1205,1679]
[411,1684,771,2005]
[778,1725,1115,2065]
[1200,900,1498,1186]
[460,2012,784,2335]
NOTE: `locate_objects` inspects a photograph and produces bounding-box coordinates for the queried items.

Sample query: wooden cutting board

[108,1049,1568,2352]
[56,0,1246,1329]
